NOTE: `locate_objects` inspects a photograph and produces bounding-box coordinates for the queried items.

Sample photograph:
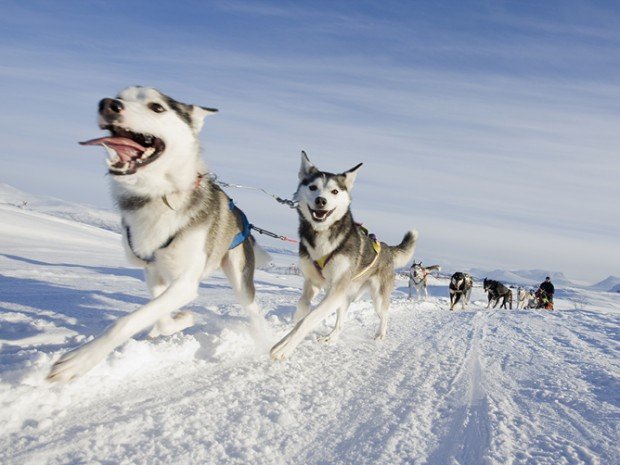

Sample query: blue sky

[1,0,619,282]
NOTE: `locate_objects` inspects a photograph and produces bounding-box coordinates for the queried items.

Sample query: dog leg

[48,242,207,382]
[145,267,195,338]
[422,285,428,300]
[372,285,391,340]
[317,297,351,344]
[294,279,319,323]
[270,288,347,360]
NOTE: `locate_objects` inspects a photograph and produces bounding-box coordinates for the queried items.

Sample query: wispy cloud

[1,0,618,281]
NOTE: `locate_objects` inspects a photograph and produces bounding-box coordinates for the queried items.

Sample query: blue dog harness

[125,198,252,263]
[228,199,252,250]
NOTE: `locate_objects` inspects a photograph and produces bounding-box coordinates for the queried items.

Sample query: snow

[1,187,619,465]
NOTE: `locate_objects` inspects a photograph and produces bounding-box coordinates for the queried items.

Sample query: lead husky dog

[408,261,441,300]
[48,86,266,381]
[270,152,418,360]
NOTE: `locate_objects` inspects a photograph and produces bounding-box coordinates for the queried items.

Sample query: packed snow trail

[1,203,619,465]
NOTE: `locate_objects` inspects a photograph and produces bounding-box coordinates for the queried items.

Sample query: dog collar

[162,173,207,210]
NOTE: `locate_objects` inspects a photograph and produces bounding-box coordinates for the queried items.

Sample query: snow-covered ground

[1,189,618,465]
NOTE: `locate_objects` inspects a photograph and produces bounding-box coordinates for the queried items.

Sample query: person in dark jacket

[537,276,555,309]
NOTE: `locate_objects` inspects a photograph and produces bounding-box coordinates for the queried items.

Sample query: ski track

[1,204,619,465]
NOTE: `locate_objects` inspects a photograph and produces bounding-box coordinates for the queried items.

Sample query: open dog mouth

[310,208,335,222]
[79,125,165,175]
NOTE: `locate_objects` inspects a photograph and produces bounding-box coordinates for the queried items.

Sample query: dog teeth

[102,143,121,166]
[141,147,155,159]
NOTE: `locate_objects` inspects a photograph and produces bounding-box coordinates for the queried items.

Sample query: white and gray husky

[270,152,418,360]
[516,287,536,309]
[48,86,266,381]
[408,261,441,300]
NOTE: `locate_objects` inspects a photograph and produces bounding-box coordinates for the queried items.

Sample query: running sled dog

[483,278,513,309]
[449,272,473,310]
[48,86,265,381]
[408,261,441,300]
[270,152,418,360]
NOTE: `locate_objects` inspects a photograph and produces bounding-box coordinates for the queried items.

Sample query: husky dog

[483,278,513,309]
[408,262,441,300]
[48,86,266,381]
[449,272,473,310]
[270,152,418,360]
[516,287,536,309]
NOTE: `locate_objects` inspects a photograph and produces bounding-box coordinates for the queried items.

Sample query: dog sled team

[47,86,551,381]
[407,265,554,312]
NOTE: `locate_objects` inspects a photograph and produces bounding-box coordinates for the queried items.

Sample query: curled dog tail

[389,229,419,269]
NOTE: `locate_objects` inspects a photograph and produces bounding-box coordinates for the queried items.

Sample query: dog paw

[47,340,109,382]
[269,347,287,361]
[374,332,386,341]
[270,339,294,361]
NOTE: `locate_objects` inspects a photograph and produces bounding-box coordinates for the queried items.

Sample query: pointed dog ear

[342,162,363,191]
[191,105,218,133]
[299,150,318,180]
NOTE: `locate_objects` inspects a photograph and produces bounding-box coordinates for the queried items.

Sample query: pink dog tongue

[79,136,146,163]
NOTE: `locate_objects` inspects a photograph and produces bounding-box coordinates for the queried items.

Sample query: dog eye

[309,185,317,191]
[149,103,166,113]
[331,189,339,195]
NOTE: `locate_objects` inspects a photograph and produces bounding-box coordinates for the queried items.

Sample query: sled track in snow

[425,310,491,465]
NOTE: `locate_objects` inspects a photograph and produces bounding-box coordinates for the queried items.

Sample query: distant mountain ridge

[590,276,620,292]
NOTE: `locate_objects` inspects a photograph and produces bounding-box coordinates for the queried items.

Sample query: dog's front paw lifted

[47,339,109,382]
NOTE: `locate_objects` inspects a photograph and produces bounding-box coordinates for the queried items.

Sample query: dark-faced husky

[48,86,266,381]
[270,152,418,360]
[449,272,473,310]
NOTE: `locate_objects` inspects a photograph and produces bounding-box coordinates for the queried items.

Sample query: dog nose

[315,197,327,208]
[98,98,124,116]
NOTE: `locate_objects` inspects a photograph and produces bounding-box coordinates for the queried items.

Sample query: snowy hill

[591,275,620,292]
[0,183,120,233]
[1,190,619,465]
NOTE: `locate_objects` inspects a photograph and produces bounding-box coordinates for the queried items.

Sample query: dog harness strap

[315,251,336,270]
[314,230,381,280]
[125,225,175,263]
[228,199,252,250]
[352,240,381,281]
